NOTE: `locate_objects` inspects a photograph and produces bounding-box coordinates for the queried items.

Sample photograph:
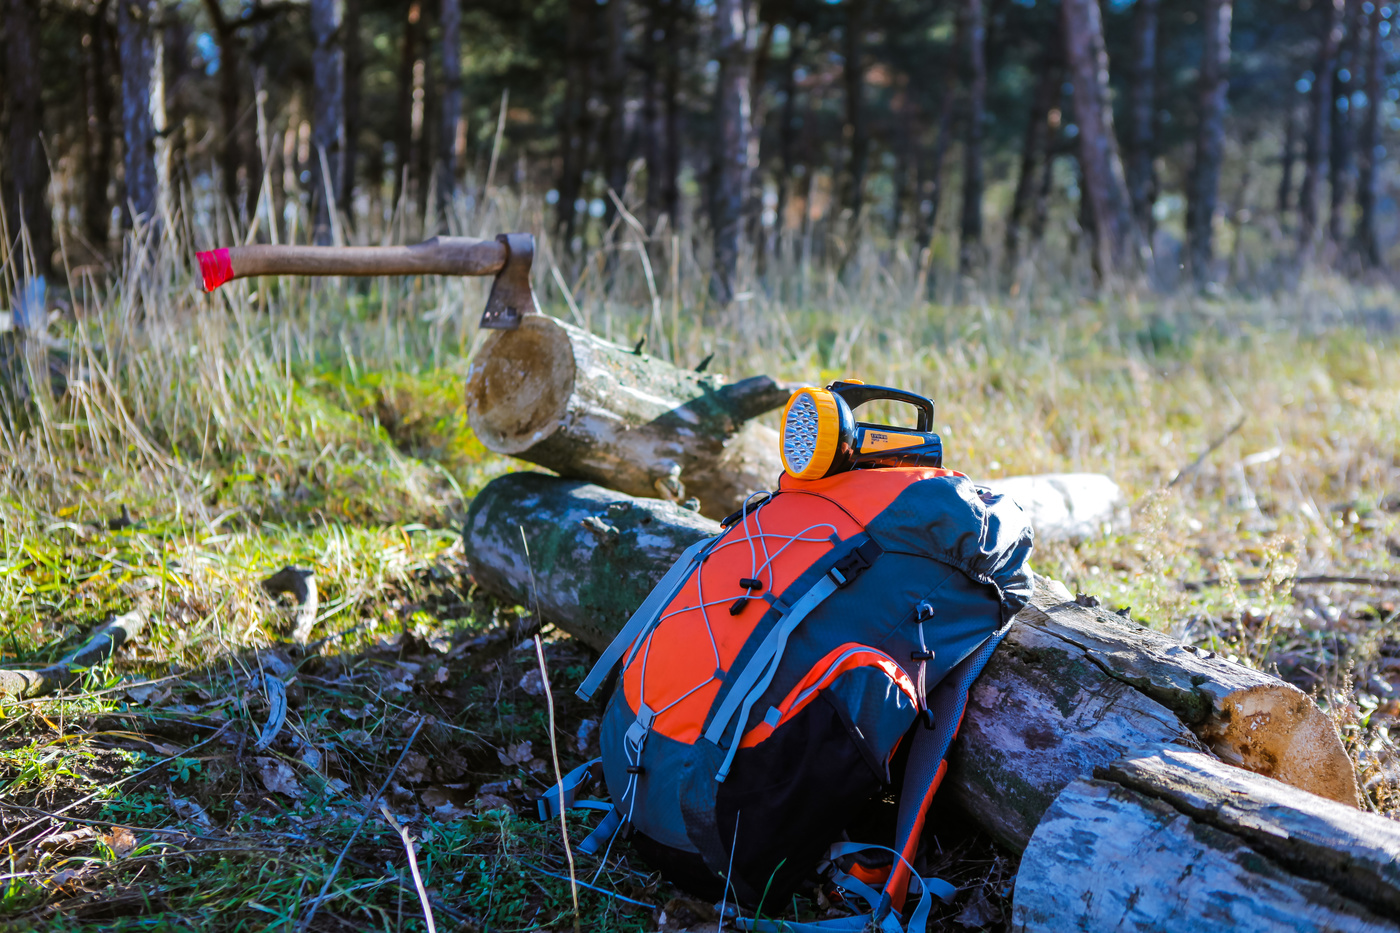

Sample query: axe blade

[480,233,539,330]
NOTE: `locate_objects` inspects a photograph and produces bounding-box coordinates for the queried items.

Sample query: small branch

[1167,415,1246,488]
[0,609,148,701]
[378,803,437,933]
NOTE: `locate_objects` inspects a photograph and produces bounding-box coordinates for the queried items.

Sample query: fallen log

[1012,744,1400,932]
[461,473,1360,851]
[464,314,791,519]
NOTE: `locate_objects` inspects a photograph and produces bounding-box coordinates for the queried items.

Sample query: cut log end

[466,315,577,455]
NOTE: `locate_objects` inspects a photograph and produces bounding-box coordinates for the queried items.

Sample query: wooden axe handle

[197,236,507,290]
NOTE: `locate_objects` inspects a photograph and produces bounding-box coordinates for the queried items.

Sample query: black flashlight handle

[828,382,935,433]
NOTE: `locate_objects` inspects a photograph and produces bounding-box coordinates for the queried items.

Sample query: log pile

[459,314,1389,919]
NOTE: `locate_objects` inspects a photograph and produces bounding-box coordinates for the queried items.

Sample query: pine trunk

[959,0,987,277]
[117,0,158,229]
[661,0,684,229]
[1004,49,1058,276]
[464,315,792,518]
[438,0,462,211]
[4,0,50,277]
[1278,104,1299,219]
[1126,0,1159,236]
[602,0,629,233]
[914,45,960,257]
[1329,0,1362,246]
[83,0,115,250]
[1061,0,1140,280]
[1013,746,1399,932]
[843,0,868,223]
[392,3,422,214]
[1186,0,1233,286]
[1354,2,1386,266]
[310,0,345,245]
[1299,0,1344,260]
[342,0,361,214]
[710,0,754,303]
[555,0,595,244]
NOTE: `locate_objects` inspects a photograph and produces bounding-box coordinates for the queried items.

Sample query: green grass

[0,204,1398,929]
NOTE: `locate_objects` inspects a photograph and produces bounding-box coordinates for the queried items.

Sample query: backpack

[537,466,1034,931]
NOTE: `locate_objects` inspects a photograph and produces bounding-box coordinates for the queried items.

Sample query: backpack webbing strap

[703,535,883,780]
[533,756,624,856]
[884,623,1012,910]
[576,535,716,702]
[727,841,953,933]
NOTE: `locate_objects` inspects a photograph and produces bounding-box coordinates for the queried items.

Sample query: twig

[519,862,655,909]
[296,717,426,932]
[0,608,148,701]
[520,525,582,933]
[378,802,436,933]
[1182,574,1396,592]
[1167,415,1246,488]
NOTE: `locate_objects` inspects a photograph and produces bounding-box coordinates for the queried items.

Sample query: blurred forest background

[3,0,1398,302]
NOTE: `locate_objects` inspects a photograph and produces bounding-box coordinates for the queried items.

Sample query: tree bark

[392,2,423,215]
[1004,48,1058,277]
[310,0,345,245]
[1354,2,1386,267]
[914,39,960,258]
[958,0,987,277]
[842,0,868,223]
[1013,746,1400,932]
[83,0,116,251]
[1298,0,1344,261]
[117,0,159,230]
[438,0,462,212]
[464,315,792,518]
[556,0,596,244]
[3,0,51,277]
[1060,0,1140,281]
[642,0,663,228]
[201,1,244,215]
[1126,0,1159,237]
[1186,0,1233,286]
[1277,103,1299,220]
[710,0,755,304]
[601,0,629,233]
[343,0,362,215]
[1329,0,1362,246]
[774,22,803,257]
[461,475,1362,849]
[661,0,685,230]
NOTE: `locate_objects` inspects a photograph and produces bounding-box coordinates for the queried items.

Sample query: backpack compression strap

[883,623,1013,911]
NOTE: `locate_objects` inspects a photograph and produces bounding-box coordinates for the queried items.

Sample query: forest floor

[0,280,1398,931]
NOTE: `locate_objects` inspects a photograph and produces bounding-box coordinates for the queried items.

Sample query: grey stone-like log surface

[1013,746,1399,932]
[465,314,791,519]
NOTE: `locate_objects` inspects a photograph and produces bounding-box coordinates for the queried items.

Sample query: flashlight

[780,380,943,480]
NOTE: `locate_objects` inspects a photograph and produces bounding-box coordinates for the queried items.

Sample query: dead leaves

[496,740,546,774]
[255,757,304,799]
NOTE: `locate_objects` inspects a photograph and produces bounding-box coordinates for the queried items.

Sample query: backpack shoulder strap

[576,534,716,702]
[884,622,1013,911]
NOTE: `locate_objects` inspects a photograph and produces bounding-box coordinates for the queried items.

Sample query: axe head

[480,233,539,329]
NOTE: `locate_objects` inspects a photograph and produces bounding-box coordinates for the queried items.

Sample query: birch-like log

[461,473,1360,849]
[465,314,791,519]
[1012,745,1400,932]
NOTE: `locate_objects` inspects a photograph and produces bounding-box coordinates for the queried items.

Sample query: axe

[195,233,539,329]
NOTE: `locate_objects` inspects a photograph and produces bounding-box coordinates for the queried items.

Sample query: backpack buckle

[828,539,882,587]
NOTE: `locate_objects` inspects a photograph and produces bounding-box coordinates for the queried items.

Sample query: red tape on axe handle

[197,249,234,291]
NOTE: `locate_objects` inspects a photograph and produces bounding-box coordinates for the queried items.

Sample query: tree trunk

[602,0,629,231]
[461,476,1361,839]
[642,0,663,228]
[1329,0,1362,246]
[464,315,792,518]
[556,0,595,244]
[1013,746,1400,932]
[710,0,754,304]
[1186,0,1233,286]
[437,0,462,213]
[4,0,52,277]
[343,0,362,215]
[1277,103,1299,221]
[661,0,684,230]
[1354,2,1386,267]
[1060,0,1140,281]
[914,44,960,257]
[117,0,158,230]
[83,0,115,251]
[201,1,244,215]
[1298,0,1344,261]
[1004,49,1058,277]
[774,23,802,258]
[958,0,987,277]
[1126,0,1159,236]
[842,0,868,223]
[747,19,774,268]
[392,3,423,214]
[311,0,345,245]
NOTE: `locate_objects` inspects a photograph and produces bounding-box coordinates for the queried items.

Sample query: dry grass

[0,187,1397,930]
